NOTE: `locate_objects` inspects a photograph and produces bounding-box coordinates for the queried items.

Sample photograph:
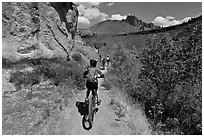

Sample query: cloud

[78,16,90,25]
[89,2,101,7]
[77,4,108,21]
[74,2,102,8]
[107,2,114,6]
[110,14,127,20]
[166,16,175,20]
[152,16,191,27]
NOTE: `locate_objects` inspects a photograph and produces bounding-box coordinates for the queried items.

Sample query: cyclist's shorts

[86,81,98,90]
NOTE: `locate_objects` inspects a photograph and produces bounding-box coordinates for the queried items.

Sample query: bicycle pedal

[97,100,101,105]
[85,98,89,103]
[95,108,99,113]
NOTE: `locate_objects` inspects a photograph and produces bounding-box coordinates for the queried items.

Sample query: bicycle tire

[82,115,92,130]
[88,94,93,126]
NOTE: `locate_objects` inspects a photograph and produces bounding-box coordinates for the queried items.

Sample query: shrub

[71,53,82,62]
[138,28,202,134]
[9,58,86,90]
[2,58,13,68]
[9,70,41,90]
[105,21,202,134]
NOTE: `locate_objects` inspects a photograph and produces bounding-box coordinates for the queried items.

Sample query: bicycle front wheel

[88,94,93,126]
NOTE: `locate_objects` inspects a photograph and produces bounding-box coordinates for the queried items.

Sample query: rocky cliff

[124,15,160,31]
[2,2,78,62]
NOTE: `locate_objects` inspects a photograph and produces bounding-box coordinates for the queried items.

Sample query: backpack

[87,67,97,83]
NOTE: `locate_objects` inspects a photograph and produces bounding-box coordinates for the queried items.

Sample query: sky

[74,2,202,28]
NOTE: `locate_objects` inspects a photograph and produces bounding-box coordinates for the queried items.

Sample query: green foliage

[111,46,127,69]
[2,58,13,68]
[138,27,202,134]
[9,58,86,90]
[101,78,112,90]
[106,17,202,134]
[9,70,41,90]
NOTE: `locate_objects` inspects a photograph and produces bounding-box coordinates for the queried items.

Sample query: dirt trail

[2,67,152,135]
[63,69,152,135]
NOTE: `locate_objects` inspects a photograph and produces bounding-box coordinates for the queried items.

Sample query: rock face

[124,15,160,31]
[2,2,78,62]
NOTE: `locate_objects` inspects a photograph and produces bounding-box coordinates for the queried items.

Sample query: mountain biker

[106,56,110,66]
[99,53,102,63]
[101,57,106,70]
[83,59,104,105]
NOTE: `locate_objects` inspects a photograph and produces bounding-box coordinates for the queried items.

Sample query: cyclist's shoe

[96,99,101,105]
[94,108,99,114]
[85,98,89,103]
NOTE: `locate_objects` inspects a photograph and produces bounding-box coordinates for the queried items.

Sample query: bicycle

[82,88,98,130]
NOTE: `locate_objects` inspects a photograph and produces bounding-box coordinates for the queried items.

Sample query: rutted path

[63,69,152,135]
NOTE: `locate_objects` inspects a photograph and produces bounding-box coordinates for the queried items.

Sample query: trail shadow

[75,101,91,130]
[75,101,88,116]
[75,101,100,130]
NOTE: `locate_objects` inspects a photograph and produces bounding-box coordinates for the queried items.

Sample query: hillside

[81,15,202,135]
[124,15,160,30]
[82,15,202,56]
[78,15,160,36]
[89,20,140,35]
[2,2,202,135]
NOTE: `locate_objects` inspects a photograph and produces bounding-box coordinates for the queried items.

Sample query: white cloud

[89,2,101,7]
[152,16,192,27]
[78,16,90,25]
[77,4,108,21]
[74,2,102,8]
[110,14,127,20]
[107,2,114,6]
[166,16,175,20]
[100,13,109,21]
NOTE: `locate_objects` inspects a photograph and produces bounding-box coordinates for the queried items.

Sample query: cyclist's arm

[96,69,104,78]
[83,69,88,78]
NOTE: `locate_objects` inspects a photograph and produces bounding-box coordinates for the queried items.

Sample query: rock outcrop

[124,15,160,31]
[2,2,78,62]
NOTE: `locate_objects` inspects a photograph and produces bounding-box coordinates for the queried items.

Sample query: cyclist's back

[83,59,104,103]
[84,65,103,89]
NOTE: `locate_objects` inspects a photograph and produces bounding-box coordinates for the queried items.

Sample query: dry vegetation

[82,16,202,135]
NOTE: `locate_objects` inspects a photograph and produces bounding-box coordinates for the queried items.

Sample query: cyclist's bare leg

[94,89,101,104]
[95,92,99,102]
[85,88,90,101]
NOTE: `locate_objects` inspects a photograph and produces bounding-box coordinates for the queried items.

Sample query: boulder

[2,2,78,62]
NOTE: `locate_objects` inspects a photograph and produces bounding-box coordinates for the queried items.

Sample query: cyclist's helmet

[90,59,97,67]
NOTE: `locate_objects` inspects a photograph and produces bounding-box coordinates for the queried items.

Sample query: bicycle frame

[82,89,97,130]
[88,89,97,127]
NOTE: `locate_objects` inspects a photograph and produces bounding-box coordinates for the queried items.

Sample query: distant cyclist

[101,57,106,70]
[83,59,104,105]
[106,56,110,66]
[99,53,102,63]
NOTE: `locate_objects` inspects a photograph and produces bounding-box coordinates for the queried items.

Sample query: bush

[106,21,202,134]
[9,70,41,90]
[71,53,82,62]
[138,28,202,134]
[2,58,13,68]
[9,58,86,90]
